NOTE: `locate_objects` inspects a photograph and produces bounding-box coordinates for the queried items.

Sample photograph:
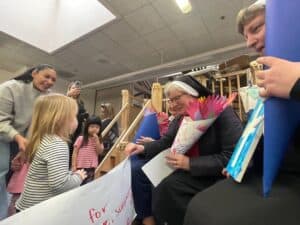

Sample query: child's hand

[11,151,26,171]
[222,168,230,178]
[14,134,28,152]
[76,169,87,181]
[92,133,99,140]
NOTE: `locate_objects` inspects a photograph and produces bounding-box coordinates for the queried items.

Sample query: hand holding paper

[165,152,190,170]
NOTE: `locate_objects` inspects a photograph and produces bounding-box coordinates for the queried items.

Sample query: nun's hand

[165,152,190,170]
[124,143,145,156]
[136,136,155,144]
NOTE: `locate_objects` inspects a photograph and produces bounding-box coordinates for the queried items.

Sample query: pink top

[74,136,99,169]
[7,163,30,194]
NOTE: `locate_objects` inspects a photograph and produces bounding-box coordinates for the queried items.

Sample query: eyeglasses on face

[167,93,187,104]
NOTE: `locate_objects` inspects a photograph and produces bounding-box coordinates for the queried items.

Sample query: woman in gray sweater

[0,64,57,219]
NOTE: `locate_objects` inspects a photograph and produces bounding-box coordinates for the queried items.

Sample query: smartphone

[74,80,82,89]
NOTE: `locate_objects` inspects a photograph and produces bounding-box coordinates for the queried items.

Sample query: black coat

[143,106,243,225]
[143,106,243,177]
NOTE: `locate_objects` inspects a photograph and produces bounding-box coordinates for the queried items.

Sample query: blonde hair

[236,3,265,35]
[26,94,78,162]
[100,103,115,119]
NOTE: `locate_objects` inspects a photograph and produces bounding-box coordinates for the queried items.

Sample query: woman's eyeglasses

[167,93,186,104]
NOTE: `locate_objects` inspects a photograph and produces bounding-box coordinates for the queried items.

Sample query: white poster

[0,159,135,225]
[142,149,174,187]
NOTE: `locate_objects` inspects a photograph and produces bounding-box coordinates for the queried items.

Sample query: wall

[51,78,69,94]
[0,69,15,83]
[54,79,98,116]
[90,84,131,117]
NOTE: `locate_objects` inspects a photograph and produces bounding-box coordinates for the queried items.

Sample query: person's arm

[143,116,181,159]
[136,136,155,144]
[72,136,83,171]
[77,100,88,122]
[0,83,20,142]
[93,134,104,155]
[256,56,300,99]
[66,87,80,98]
[44,137,82,192]
[189,107,243,176]
[124,116,181,158]
[72,146,79,172]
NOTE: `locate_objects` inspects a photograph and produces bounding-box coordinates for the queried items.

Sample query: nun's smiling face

[167,89,195,115]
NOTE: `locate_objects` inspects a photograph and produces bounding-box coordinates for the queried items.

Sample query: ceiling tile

[104,0,148,16]
[211,26,244,49]
[103,20,140,44]
[169,14,208,41]
[102,48,140,71]
[143,27,183,51]
[195,0,242,32]
[135,52,161,68]
[124,5,165,35]
[70,41,101,59]
[152,0,200,25]
[182,35,216,56]
[160,46,187,63]
[119,38,157,57]
[85,31,120,52]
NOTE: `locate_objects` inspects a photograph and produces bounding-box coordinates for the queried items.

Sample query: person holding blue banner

[256,56,300,100]
[184,1,300,225]
[130,111,161,225]
[126,75,242,225]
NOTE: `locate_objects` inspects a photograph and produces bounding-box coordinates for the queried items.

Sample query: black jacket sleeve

[290,78,300,101]
[143,116,181,159]
[189,107,243,177]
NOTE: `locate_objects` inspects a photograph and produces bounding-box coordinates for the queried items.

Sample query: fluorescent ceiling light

[0,0,116,53]
[175,0,192,14]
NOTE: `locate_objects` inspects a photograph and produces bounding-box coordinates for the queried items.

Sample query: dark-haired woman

[99,103,119,162]
[66,81,88,167]
[0,64,56,219]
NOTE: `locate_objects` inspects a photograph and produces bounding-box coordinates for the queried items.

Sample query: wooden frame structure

[94,65,257,178]
[94,83,163,178]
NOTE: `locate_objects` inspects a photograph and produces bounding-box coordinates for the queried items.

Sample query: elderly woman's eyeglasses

[167,93,187,104]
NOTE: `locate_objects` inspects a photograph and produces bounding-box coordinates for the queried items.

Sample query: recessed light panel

[0,0,116,53]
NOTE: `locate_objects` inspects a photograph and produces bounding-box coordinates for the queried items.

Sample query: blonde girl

[16,94,86,211]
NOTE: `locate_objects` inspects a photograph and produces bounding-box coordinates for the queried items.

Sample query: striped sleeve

[42,136,82,193]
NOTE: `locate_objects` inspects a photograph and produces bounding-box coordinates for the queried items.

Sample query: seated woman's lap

[153,170,219,225]
[184,172,300,225]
